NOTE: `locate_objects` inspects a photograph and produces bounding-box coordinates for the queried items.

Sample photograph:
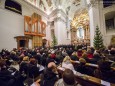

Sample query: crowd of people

[0,44,115,86]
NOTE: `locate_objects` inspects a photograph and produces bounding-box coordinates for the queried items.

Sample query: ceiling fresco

[26,0,81,16]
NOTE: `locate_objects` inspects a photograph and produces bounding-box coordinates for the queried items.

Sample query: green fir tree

[93,26,104,50]
[52,33,57,47]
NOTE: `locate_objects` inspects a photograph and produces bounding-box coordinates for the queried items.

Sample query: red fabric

[87,53,93,59]
[50,54,56,59]
[77,51,83,58]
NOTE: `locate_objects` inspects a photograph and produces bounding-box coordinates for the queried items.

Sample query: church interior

[0,0,115,86]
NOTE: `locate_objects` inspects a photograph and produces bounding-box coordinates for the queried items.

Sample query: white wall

[0,8,24,51]
[99,4,115,46]
[0,0,49,50]
[0,0,72,51]
[87,0,115,47]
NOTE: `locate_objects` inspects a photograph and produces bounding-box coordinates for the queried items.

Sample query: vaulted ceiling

[26,0,87,19]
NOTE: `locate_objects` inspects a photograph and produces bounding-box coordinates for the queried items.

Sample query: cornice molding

[54,17,66,24]
[3,0,69,22]
[49,8,68,19]
[20,0,48,18]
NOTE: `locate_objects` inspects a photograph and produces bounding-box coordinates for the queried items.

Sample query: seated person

[94,60,115,83]
[90,53,101,64]
[31,76,41,86]
[62,56,75,71]
[108,48,115,61]
[77,49,83,58]
[111,62,115,68]
[87,49,93,59]
[70,52,79,61]
[28,57,40,79]
[40,62,58,86]
[81,52,90,63]
[55,69,81,86]
[76,58,93,76]
[19,56,29,75]
[0,59,24,86]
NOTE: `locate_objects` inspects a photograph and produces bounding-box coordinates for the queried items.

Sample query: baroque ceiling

[71,9,89,29]
[25,0,87,19]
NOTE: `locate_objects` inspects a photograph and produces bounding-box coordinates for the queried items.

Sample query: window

[5,0,22,14]
[103,0,114,8]
[106,18,114,30]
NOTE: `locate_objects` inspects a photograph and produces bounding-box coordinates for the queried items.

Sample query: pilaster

[87,0,100,46]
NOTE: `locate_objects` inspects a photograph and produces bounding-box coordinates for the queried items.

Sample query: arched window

[5,0,22,14]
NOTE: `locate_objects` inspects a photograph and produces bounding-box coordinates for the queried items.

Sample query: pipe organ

[24,13,46,48]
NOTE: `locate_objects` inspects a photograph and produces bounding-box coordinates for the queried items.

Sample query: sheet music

[37,64,44,71]
[101,80,111,86]
[88,63,98,67]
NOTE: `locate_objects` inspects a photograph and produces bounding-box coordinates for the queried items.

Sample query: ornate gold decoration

[111,35,115,45]
[71,9,89,29]
[71,9,90,45]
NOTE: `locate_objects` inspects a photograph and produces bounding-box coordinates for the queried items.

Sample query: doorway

[20,40,26,47]
[14,36,30,49]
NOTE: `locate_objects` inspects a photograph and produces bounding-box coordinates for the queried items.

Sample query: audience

[0,44,115,86]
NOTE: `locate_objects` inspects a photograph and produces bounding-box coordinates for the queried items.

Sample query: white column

[87,0,100,46]
[54,17,65,45]
[45,21,52,46]
[0,0,5,8]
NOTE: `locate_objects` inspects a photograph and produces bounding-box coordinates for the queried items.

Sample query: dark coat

[40,68,58,86]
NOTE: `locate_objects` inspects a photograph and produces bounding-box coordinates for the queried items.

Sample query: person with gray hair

[54,69,81,86]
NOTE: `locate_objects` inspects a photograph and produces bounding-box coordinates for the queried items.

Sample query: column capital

[47,21,52,25]
[54,17,66,24]
[87,0,99,9]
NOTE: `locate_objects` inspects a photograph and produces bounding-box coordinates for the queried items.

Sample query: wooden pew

[71,60,115,71]
[57,67,115,86]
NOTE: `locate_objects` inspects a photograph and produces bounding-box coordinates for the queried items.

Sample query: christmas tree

[93,26,104,50]
[52,33,57,47]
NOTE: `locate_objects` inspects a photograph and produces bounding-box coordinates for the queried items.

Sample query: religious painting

[77,27,84,39]
[5,0,22,14]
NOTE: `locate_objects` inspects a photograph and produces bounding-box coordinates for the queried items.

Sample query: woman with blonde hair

[62,56,75,71]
